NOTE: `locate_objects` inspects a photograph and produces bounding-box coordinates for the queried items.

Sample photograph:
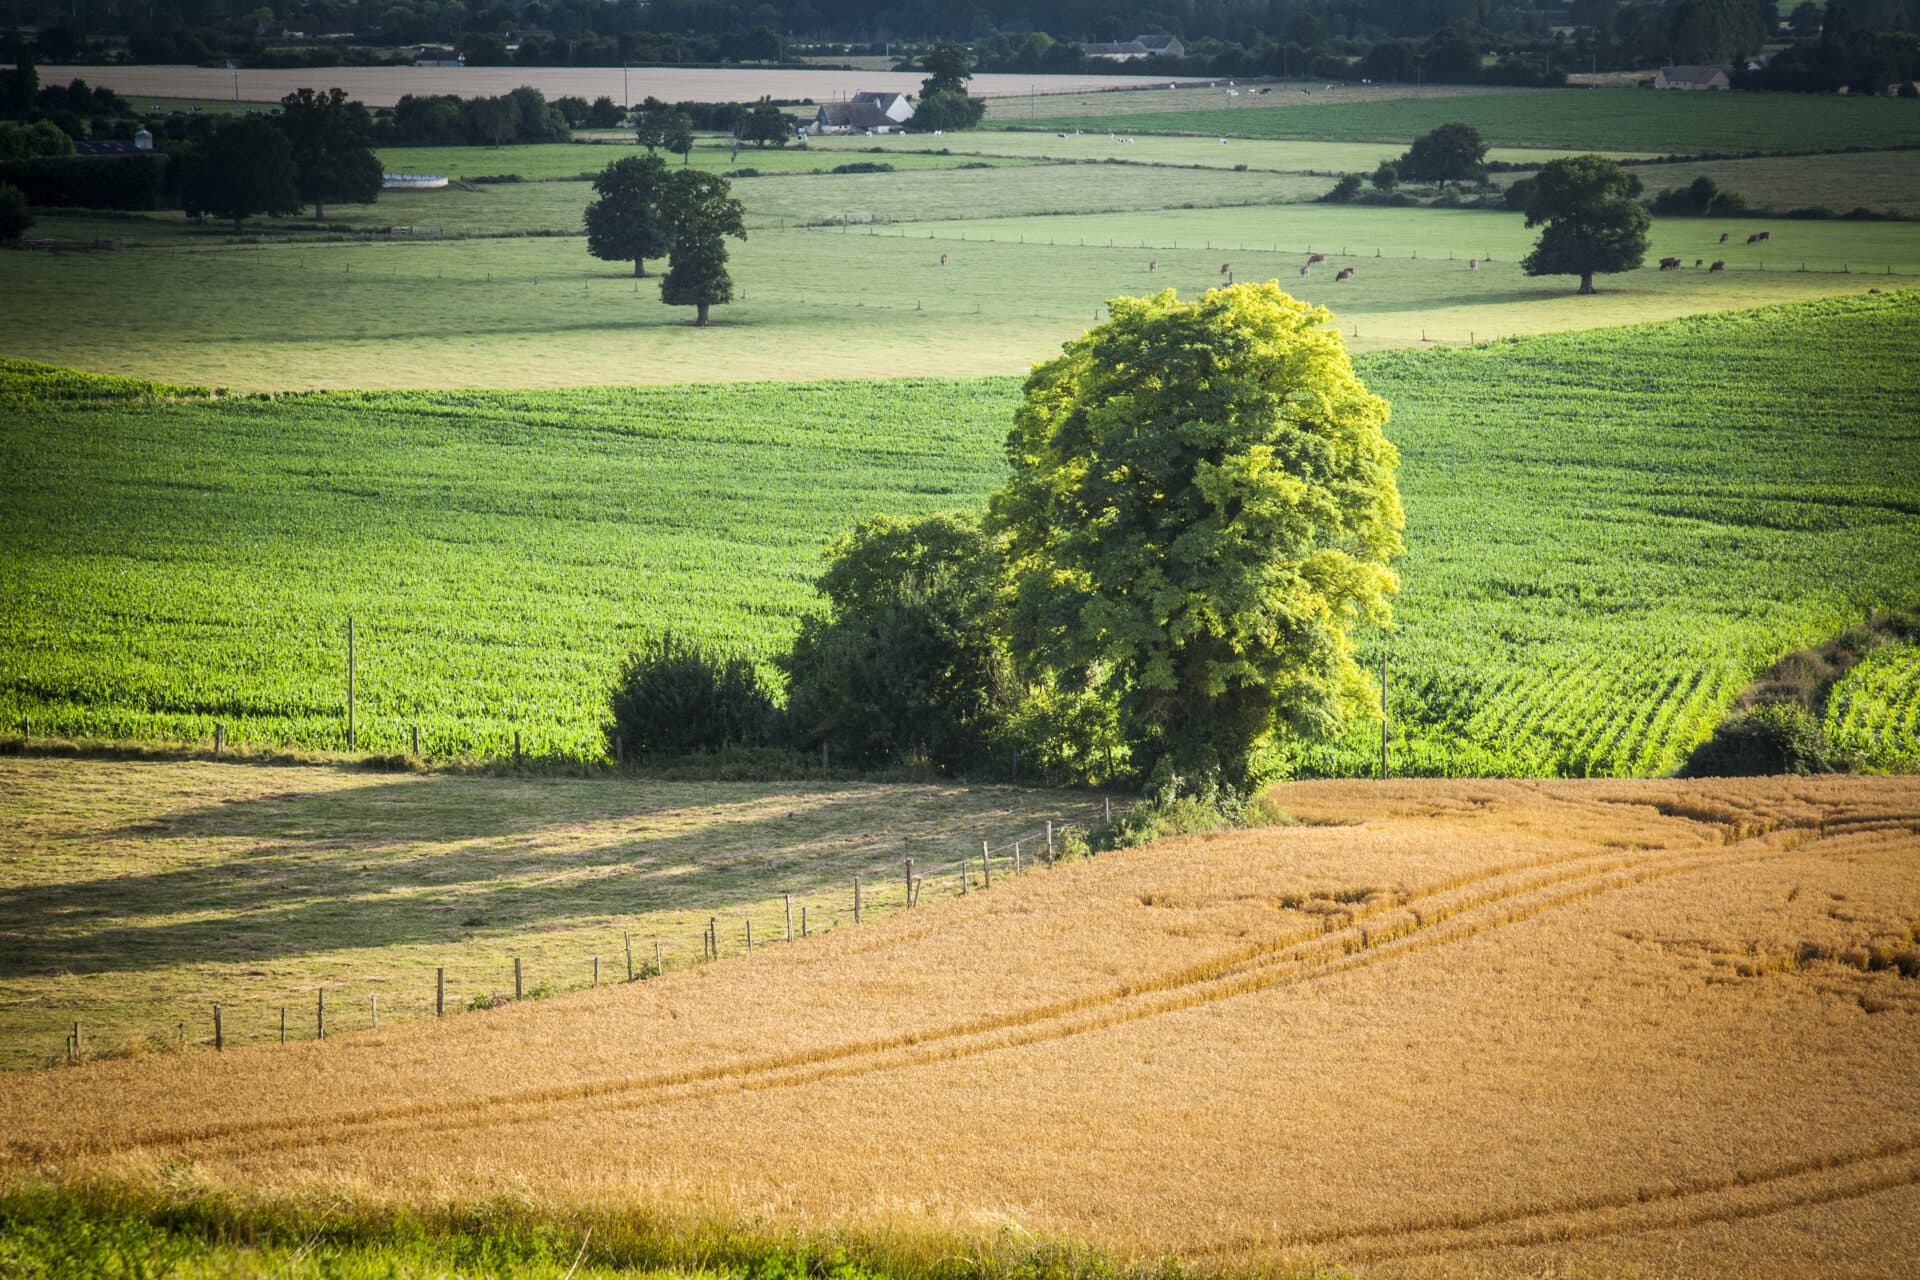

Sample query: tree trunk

[315,198,326,220]
[633,258,646,278]
[695,301,711,326]
[1578,272,1595,294]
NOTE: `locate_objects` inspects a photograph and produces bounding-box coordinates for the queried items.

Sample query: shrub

[1680,701,1841,777]
[1371,160,1398,191]
[1321,173,1362,203]
[830,161,893,174]
[0,182,30,241]
[0,154,164,209]
[1093,774,1273,851]
[606,631,777,758]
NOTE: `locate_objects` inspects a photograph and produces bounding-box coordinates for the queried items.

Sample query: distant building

[849,91,914,124]
[808,98,911,134]
[412,45,464,67]
[1078,34,1184,61]
[1653,65,1732,90]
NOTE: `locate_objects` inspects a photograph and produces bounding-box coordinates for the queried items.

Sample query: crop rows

[1827,644,1920,769]
[3,293,1917,775]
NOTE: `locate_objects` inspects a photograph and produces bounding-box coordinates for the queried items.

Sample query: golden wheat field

[6,776,1919,1278]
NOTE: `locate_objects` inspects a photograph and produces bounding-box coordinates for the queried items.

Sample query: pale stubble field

[7,775,1917,1278]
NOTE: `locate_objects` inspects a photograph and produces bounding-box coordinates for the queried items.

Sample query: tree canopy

[584,153,673,277]
[179,115,302,231]
[908,40,987,131]
[737,98,793,148]
[1395,122,1487,183]
[658,170,746,326]
[990,283,1404,789]
[1518,155,1651,294]
[636,103,694,161]
[276,87,382,219]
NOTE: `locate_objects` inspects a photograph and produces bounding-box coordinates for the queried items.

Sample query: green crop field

[1016,88,1920,153]
[1509,150,1920,216]
[4,293,1916,778]
[1827,644,1920,770]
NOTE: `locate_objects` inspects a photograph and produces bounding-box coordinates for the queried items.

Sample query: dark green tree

[659,170,745,326]
[584,153,672,277]
[0,182,32,243]
[276,88,383,219]
[636,102,694,160]
[783,512,1017,770]
[1519,155,1651,294]
[907,41,986,131]
[739,98,791,147]
[990,283,1405,789]
[179,115,302,231]
[1395,122,1488,183]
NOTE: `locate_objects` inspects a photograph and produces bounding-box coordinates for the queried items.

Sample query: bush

[606,631,777,758]
[0,183,30,241]
[830,161,893,174]
[1648,175,1747,217]
[1093,774,1273,851]
[1680,701,1842,777]
[0,154,164,210]
[1321,173,1362,203]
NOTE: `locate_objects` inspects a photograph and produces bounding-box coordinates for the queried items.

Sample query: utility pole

[346,614,355,751]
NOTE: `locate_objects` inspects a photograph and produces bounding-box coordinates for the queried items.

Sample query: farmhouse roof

[1655,64,1731,87]
[73,140,144,156]
[851,91,908,107]
[1079,40,1151,58]
[1134,34,1184,55]
[815,101,896,129]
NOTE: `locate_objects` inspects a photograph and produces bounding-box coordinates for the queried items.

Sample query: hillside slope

[6,776,1917,1278]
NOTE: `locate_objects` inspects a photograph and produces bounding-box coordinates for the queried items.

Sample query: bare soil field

[6,775,1916,1278]
[38,64,1203,108]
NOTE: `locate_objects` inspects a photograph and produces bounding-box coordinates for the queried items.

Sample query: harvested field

[6,776,1917,1278]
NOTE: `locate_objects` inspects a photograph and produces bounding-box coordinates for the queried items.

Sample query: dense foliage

[178,115,302,228]
[991,284,1404,788]
[277,87,382,218]
[371,88,571,147]
[0,181,28,240]
[658,169,745,325]
[607,631,776,757]
[1395,123,1488,184]
[1519,155,1652,294]
[584,153,672,277]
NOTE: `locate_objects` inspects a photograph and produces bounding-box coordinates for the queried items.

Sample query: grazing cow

[1694,258,1704,267]
[1307,253,1327,264]
[1335,267,1355,282]
[1754,230,1771,243]
[1659,257,1682,270]
[1710,260,1726,272]
[1299,265,1311,276]
[1220,263,1231,274]
[1469,258,1479,270]
[1746,232,1762,244]
[1149,260,1157,272]
[939,253,948,266]
[1719,232,1730,243]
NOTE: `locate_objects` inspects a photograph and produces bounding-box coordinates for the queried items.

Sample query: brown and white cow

[1709,260,1726,272]
[1335,267,1355,282]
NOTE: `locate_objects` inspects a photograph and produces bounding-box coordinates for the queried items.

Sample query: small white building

[850,91,914,124]
[1654,65,1732,90]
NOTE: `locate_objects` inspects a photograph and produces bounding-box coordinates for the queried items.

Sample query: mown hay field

[6,775,1917,1278]
[0,756,1102,1070]
[1017,86,1920,153]
[3,294,1917,771]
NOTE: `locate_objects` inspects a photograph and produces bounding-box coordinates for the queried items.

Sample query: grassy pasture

[979,79,1511,123]
[1017,88,1920,152]
[0,757,1100,1070]
[374,139,1034,181]
[4,204,1913,388]
[806,127,1644,170]
[6,775,1917,1277]
[2,294,1916,779]
[1590,149,1920,214]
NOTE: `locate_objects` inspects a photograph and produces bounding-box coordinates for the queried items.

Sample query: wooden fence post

[802,906,809,937]
[280,1006,286,1042]
[1047,821,1054,863]
[785,893,793,941]
[371,993,378,1027]
[514,956,522,999]
[654,940,662,975]
[1105,796,1112,824]
[982,841,991,888]
[905,859,913,905]
[854,874,862,923]
[317,988,325,1039]
[436,967,445,1016]
[214,723,224,756]
[593,955,599,986]
[960,863,968,895]
[625,930,633,981]
[213,1006,222,1052]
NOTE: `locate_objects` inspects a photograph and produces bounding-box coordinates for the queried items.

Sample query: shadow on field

[0,773,1081,979]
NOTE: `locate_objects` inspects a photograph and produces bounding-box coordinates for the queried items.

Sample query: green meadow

[1015,87,1920,152]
